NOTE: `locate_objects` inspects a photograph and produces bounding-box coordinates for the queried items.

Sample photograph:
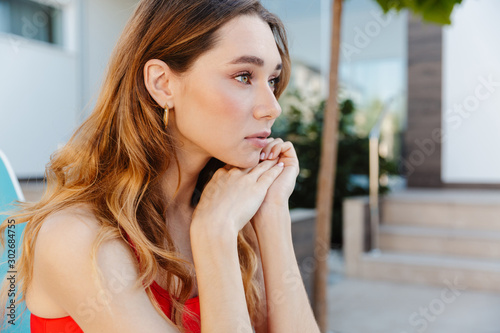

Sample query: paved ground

[327,250,500,333]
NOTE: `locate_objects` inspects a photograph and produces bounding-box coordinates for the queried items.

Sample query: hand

[257,138,299,208]
[192,159,285,236]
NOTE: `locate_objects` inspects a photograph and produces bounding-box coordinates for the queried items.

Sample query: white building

[0,0,136,178]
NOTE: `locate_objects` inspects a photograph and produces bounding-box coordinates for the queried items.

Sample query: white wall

[0,0,137,178]
[82,0,137,118]
[0,33,78,178]
[442,0,500,184]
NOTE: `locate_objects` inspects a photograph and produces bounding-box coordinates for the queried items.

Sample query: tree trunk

[313,0,343,331]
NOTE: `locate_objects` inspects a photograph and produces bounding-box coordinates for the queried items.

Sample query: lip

[245,137,268,148]
[244,130,271,149]
[245,131,271,139]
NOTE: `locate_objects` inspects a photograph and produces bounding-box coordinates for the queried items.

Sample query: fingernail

[260,152,265,160]
[268,152,274,159]
[277,162,284,167]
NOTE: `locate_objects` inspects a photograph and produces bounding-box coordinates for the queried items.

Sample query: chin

[223,153,261,169]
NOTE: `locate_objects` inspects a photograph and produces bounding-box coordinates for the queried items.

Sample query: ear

[144,59,175,109]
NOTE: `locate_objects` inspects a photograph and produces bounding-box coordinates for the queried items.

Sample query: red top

[30,234,201,333]
[30,282,200,332]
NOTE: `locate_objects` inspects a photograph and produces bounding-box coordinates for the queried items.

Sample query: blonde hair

[0,0,290,331]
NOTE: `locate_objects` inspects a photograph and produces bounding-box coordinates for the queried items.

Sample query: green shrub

[272,89,397,246]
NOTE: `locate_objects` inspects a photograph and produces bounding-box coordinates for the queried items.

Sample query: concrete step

[356,251,500,292]
[378,225,500,259]
[382,189,500,231]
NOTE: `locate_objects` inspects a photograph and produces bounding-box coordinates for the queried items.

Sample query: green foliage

[273,90,397,246]
[375,0,463,25]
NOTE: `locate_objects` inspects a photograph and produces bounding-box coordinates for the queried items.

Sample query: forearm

[190,221,252,333]
[253,206,320,333]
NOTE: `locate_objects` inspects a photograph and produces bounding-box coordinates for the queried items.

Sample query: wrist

[254,201,289,221]
[253,204,292,236]
[190,215,239,246]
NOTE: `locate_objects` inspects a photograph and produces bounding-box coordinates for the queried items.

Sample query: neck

[161,121,212,225]
[162,154,209,212]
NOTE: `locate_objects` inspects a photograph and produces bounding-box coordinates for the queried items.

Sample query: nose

[253,85,282,120]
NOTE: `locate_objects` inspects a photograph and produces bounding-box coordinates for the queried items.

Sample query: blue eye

[269,76,281,88]
[235,73,252,84]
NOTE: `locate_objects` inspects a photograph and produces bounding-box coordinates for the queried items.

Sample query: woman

[0,0,320,332]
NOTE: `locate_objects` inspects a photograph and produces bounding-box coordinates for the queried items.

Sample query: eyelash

[235,71,281,88]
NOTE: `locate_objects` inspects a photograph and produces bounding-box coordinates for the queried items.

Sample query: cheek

[209,81,251,118]
[198,82,252,129]
[176,80,253,146]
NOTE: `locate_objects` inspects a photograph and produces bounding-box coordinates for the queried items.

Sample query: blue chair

[0,150,30,332]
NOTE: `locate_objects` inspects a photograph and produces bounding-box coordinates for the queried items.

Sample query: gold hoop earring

[163,104,169,128]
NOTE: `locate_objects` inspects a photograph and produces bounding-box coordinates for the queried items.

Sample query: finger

[268,141,295,161]
[260,138,283,160]
[278,158,300,177]
[259,138,276,160]
[255,161,285,188]
[248,159,279,178]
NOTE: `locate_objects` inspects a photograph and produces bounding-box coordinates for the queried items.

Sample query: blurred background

[1,0,500,332]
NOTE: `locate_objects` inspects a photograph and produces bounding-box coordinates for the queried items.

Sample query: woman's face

[170,14,283,168]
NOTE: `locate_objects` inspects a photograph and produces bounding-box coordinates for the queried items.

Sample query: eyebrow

[228,55,282,71]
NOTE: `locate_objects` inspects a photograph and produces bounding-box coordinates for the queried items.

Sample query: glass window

[0,0,63,46]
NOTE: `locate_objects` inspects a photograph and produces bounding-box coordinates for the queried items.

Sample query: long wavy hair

[0,0,290,331]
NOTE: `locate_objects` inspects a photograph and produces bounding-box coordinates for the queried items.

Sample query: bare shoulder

[29,204,133,315]
[37,203,102,240]
[29,204,179,333]
[34,204,132,287]
[35,203,131,269]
